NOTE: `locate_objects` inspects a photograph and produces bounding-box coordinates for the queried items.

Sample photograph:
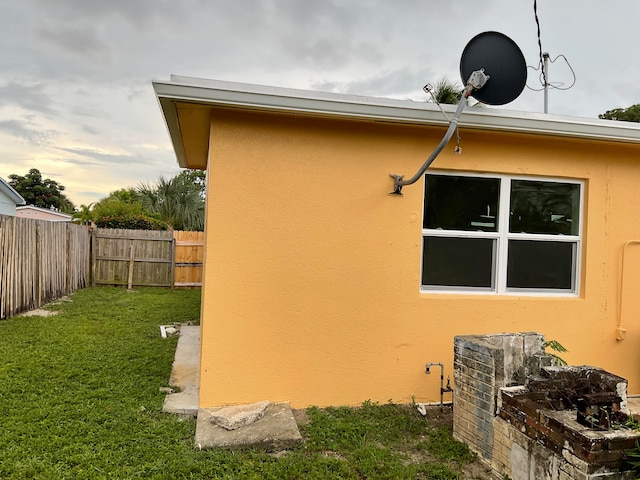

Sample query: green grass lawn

[0,287,481,479]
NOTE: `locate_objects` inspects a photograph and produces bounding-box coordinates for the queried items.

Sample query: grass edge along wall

[154,78,640,409]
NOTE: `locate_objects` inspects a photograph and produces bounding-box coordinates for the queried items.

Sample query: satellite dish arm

[389,70,488,195]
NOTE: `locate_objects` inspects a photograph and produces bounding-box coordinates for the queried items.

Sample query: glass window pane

[507,240,575,289]
[422,236,495,288]
[424,175,500,232]
[510,180,580,235]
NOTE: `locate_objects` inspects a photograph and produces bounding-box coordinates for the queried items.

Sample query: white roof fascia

[0,177,26,205]
[153,75,640,147]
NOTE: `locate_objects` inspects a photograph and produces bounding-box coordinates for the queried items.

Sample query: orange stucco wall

[198,107,640,408]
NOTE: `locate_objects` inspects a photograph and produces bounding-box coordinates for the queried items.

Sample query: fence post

[127,242,135,290]
[35,221,41,309]
[170,236,176,288]
[65,224,71,295]
[91,229,96,287]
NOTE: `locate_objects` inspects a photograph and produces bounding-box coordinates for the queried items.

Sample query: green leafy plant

[136,170,205,231]
[96,214,169,230]
[8,167,75,212]
[625,439,640,474]
[623,418,640,474]
[627,417,640,430]
[544,339,569,366]
[71,203,95,225]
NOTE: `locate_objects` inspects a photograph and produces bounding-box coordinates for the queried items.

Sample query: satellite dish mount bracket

[467,68,489,90]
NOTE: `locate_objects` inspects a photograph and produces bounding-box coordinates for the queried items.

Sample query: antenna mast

[543,52,550,113]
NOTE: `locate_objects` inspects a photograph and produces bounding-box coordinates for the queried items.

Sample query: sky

[1,0,639,207]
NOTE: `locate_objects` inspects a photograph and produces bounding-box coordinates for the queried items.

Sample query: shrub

[92,198,146,220]
[95,214,169,230]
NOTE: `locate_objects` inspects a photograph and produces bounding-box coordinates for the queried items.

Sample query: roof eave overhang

[0,178,26,205]
[153,76,640,169]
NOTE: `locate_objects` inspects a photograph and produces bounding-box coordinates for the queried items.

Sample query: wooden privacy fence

[0,215,90,319]
[0,222,202,318]
[92,228,175,288]
[91,229,204,288]
[173,231,204,287]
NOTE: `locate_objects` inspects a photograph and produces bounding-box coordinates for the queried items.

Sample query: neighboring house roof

[16,205,72,222]
[153,75,640,169]
[0,177,26,206]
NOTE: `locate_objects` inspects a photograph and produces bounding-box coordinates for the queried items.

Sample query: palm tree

[136,171,205,231]
[428,78,464,105]
[71,203,95,225]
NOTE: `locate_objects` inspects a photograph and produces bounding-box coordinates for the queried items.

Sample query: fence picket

[0,215,90,319]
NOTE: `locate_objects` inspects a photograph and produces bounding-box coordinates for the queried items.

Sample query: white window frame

[421,171,583,297]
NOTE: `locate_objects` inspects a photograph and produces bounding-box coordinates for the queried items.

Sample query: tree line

[8,168,205,231]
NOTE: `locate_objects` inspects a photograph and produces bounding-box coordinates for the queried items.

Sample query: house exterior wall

[16,207,71,222]
[0,190,18,215]
[198,107,640,409]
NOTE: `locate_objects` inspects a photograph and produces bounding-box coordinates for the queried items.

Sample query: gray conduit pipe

[616,240,640,340]
[389,69,488,196]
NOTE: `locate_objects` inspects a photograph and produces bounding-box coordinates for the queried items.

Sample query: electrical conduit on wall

[616,240,640,340]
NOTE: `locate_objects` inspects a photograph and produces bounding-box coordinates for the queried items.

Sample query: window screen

[422,236,495,288]
[507,240,574,289]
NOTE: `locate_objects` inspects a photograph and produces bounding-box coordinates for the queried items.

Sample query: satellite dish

[460,31,527,106]
[390,31,528,195]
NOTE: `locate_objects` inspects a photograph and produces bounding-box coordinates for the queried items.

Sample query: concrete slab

[163,327,303,450]
[195,403,303,451]
[162,325,200,416]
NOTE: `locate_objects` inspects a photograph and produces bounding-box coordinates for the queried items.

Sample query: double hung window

[421,172,582,295]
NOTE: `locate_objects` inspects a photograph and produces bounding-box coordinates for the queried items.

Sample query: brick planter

[453,334,640,479]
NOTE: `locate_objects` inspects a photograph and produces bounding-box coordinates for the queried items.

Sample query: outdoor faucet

[424,362,453,410]
[443,376,453,393]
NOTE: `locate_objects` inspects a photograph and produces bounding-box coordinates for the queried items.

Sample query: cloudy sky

[1,0,638,207]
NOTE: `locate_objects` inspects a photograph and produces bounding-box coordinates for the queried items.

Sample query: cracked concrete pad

[195,403,302,451]
[209,400,270,430]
